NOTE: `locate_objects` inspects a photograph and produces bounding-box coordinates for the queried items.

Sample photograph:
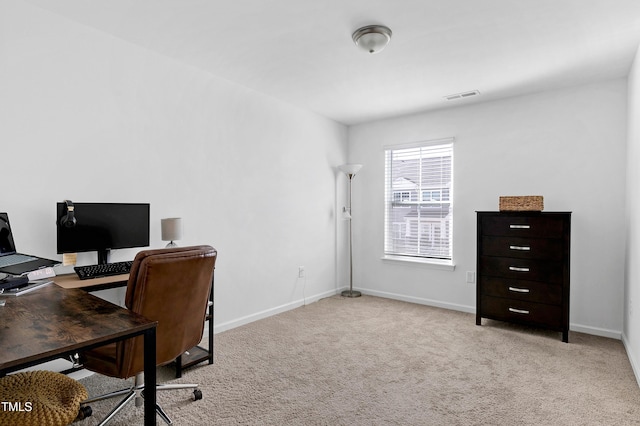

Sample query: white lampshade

[339,164,363,177]
[161,218,182,244]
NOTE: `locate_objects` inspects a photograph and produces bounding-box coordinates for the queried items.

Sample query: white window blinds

[384,139,454,261]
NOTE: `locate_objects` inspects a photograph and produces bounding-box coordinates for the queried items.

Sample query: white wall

[624,44,640,379]
[0,1,348,329]
[348,80,628,337]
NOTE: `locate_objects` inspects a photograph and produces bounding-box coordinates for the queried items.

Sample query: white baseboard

[211,286,624,342]
[9,358,94,380]
[351,287,624,340]
[569,323,621,340]
[355,287,476,314]
[212,288,338,334]
[622,332,640,387]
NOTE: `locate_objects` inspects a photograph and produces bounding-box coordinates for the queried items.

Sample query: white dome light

[352,25,392,54]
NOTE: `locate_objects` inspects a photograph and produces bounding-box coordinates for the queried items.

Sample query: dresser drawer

[480,295,563,328]
[479,256,563,284]
[481,236,563,260]
[480,277,562,305]
[481,215,565,238]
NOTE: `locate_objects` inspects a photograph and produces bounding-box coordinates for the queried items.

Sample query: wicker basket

[499,196,544,211]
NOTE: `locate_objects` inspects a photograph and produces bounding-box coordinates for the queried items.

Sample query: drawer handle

[509,266,530,272]
[509,307,530,315]
[510,224,531,229]
[508,286,530,293]
[509,245,531,251]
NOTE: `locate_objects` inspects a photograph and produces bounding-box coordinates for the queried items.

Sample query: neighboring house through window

[384,139,454,263]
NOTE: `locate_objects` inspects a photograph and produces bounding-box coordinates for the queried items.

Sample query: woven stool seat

[0,370,88,426]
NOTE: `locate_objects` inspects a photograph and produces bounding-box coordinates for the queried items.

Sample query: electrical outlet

[298,266,305,278]
[466,271,475,284]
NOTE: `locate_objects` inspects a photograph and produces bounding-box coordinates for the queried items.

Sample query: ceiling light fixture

[352,25,392,54]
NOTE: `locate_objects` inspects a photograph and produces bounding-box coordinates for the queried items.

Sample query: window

[384,139,453,262]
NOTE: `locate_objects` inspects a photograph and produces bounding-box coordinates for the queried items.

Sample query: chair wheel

[193,389,202,400]
[77,405,93,420]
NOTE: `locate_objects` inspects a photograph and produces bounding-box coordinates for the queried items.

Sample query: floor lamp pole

[342,171,361,298]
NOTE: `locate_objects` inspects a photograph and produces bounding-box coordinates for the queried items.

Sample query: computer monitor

[56,202,150,265]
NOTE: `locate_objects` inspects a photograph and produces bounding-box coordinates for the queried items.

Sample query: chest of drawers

[476,211,571,342]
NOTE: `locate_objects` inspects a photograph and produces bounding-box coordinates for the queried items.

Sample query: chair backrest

[116,245,217,378]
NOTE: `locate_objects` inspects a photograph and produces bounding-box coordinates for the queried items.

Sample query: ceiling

[25,0,640,125]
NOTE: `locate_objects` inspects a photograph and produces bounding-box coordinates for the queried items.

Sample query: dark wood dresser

[476,211,571,342]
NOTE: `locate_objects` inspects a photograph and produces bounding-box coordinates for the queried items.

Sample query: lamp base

[341,289,362,298]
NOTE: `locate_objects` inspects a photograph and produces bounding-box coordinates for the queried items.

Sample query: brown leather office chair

[79,245,217,425]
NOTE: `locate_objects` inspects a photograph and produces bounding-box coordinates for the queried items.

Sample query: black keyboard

[74,261,133,280]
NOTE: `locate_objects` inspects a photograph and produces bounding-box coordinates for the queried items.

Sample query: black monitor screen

[57,202,150,263]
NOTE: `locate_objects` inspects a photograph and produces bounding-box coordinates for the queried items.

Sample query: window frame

[383,138,454,268]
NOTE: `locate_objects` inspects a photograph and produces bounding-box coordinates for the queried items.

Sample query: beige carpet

[76,295,640,425]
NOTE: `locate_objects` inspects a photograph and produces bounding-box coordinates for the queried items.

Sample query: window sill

[381,255,456,271]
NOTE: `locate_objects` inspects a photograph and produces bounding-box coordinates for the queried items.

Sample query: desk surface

[54,273,129,291]
[0,284,153,372]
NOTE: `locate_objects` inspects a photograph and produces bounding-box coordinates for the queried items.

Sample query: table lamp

[161,218,182,247]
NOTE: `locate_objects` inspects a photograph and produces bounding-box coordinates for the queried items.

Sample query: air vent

[444,90,480,101]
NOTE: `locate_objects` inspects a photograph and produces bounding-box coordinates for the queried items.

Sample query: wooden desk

[0,284,158,426]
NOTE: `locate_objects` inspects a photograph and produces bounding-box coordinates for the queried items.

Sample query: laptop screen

[0,213,17,255]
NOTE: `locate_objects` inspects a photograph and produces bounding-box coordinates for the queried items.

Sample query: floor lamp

[340,164,363,298]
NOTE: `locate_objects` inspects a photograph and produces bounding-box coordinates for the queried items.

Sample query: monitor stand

[97,249,111,265]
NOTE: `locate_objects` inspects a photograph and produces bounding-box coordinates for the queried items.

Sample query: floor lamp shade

[339,164,363,178]
[339,164,363,298]
[161,218,182,247]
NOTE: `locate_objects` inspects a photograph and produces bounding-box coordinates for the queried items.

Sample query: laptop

[0,212,60,275]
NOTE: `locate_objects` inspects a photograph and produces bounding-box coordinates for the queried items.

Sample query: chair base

[81,373,201,425]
